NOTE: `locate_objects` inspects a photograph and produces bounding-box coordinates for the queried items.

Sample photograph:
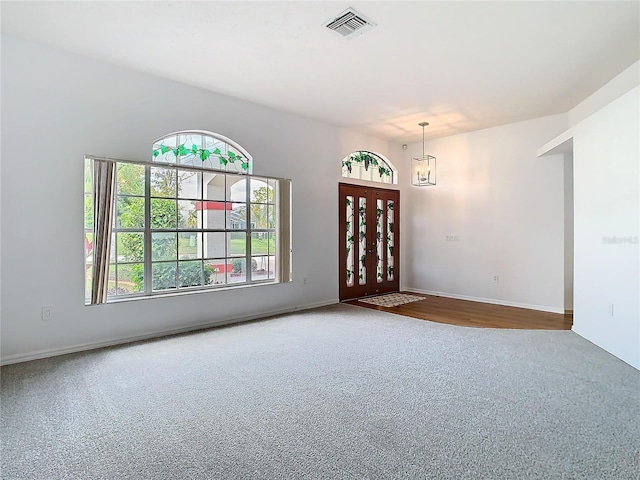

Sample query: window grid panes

[86,160,279,301]
[111,163,146,297]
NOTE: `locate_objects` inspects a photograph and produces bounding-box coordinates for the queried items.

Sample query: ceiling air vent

[323,8,376,38]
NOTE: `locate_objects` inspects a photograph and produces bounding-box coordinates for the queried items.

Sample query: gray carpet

[1,304,639,479]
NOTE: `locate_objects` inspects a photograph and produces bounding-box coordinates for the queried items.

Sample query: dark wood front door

[339,183,400,301]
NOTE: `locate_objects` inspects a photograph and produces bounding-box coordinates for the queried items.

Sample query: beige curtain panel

[91,159,116,304]
[277,179,292,283]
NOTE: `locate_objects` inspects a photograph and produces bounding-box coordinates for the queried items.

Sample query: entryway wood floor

[346,292,573,330]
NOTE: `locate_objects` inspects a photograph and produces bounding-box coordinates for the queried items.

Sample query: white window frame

[85,148,292,304]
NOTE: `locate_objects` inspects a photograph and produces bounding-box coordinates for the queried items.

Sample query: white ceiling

[1,1,639,143]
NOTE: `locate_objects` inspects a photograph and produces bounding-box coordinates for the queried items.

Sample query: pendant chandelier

[411,122,436,186]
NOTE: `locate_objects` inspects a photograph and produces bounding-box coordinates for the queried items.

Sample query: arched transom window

[152,130,253,174]
[341,151,397,185]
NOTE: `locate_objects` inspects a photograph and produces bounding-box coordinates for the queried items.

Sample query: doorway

[339,183,400,301]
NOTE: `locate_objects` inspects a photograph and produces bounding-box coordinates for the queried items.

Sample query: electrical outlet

[493,275,499,283]
[303,276,308,285]
[41,306,53,321]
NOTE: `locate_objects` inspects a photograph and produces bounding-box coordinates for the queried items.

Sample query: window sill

[85,279,285,306]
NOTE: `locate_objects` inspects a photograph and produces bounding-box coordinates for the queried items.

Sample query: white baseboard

[404,288,564,314]
[0,299,338,366]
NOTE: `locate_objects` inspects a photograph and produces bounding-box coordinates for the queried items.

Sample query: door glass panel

[387,200,395,281]
[376,199,384,283]
[358,196,367,286]
[345,195,355,287]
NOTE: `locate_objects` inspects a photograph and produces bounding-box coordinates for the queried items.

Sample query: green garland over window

[342,151,392,179]
[153,144,249,171]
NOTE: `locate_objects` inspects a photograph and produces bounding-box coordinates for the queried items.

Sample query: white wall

[403,115,568,313]
[571,86,639,370]
[564,152,574,311]
[0,36,395,364]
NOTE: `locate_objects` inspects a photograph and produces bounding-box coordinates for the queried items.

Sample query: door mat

[358,293,425,308]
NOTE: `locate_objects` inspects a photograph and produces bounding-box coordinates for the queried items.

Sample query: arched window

[341,151,397,185]
[84,130,291,304]
[152,130,253,174]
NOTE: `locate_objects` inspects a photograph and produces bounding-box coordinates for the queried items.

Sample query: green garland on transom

[153,144,249,171]
[342,151,392,179]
